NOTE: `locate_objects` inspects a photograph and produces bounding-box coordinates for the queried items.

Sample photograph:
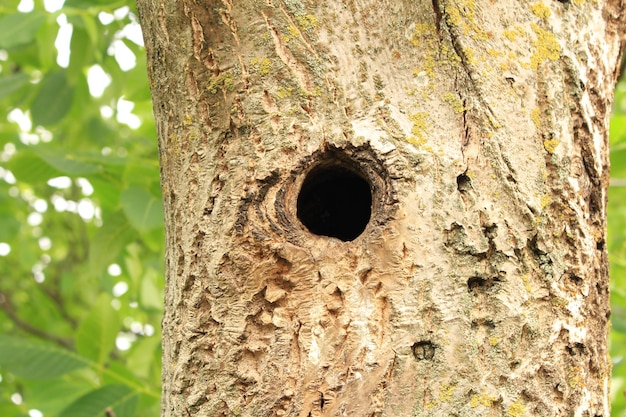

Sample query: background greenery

[0,1,624,416]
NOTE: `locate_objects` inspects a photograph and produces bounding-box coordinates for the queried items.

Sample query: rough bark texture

[136,0,625,415]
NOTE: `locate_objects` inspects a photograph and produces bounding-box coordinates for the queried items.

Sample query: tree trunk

[136,1,625,415]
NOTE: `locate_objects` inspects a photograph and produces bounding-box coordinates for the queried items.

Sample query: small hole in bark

[456,173,472,192]
[467,276,501,293]
[411,341,435,361]
[297,161,372,241]
[567,273,583,285]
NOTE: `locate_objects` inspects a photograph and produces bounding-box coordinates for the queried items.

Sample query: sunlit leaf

[0,213,20,240]
[67,27,94,83]
[0,73,30,100]
[35,14,58,71]
[612,303,626,334]
[89,210,138,274]
[64,0,128,8]
[0,12,45,49]
[0,400,24,417]
[140,268,163,312]
[6,149,64,183]
[0,336,88,379]
[76,294,122,364]
[122,159,160,188]
[126,335,161,380]
[58,384,139,417]
[611,114,626,146]
[31,70,75,127]
[25,379,94,417]
[611,148,626,179]
[121,186,163,231]
[34,147,100,175]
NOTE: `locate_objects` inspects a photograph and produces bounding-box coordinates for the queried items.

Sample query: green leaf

[120,187,163,231]
[76,294,122,364]
[126,335,161,380]
[0,192,20,240]
[58,384,138,417]
[140,268,163,312]
[0,73,30,100]
[0,400,24,417]
[89,211,138,274]
[25,379,94,417]
[34,147,100,175]
[0,214,20,241]
[35,15,58,71]
[64,0,127,8]
[122,159,160,188]
[611,114,626,146]
[0,12,45,49]
[612,303,626,334]
[0,336,88,379]
[6,149,63,183]
[31,70,75,127]
[67,27,94,83]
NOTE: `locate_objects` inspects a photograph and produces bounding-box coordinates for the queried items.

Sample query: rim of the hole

[296,156,373,242]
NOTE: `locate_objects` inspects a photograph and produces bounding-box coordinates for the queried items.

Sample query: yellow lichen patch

[531,2,552,18]
[287,25,300,39]
[410,23,437,47]
[507,399,526,416]
[446,6,462,27]
[528,23,560,69]
[470,393,497,408]
[439,383,455,402]
[444,0,488,40]
[540,193,552,209]
[503,24,526,41]
[521,274,532,292]
[408,112,429,144]
[543,138,560,154]
[487,115,502,129]
[250,57,271,75]
[298,86,322,97]
[276,86,294,99]
[530,107,541,129]
[489,336,499,347]
[464,47,477,65]
[208,71,234,94]
[568,367,583,388]
[503,29,518,41]
[409,23,441,78]
[551,296,568,308]
[295,14,318,31]
[443,92,467,114]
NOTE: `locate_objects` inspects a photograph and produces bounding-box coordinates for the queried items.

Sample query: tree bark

[137,0,625,415]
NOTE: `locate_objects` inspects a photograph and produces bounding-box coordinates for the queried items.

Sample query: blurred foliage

[0,0,624,416]
[610,73,626,415]
[0,0,162,416]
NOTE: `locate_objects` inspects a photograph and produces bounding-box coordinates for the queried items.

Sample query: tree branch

[0,292,73,349]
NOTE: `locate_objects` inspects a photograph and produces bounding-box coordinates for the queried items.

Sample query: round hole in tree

[297,162,372,242]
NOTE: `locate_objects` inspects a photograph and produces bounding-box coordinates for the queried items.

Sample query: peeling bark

[137,0,625,416]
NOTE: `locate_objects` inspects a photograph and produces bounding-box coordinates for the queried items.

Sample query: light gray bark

[137,0,625,415]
